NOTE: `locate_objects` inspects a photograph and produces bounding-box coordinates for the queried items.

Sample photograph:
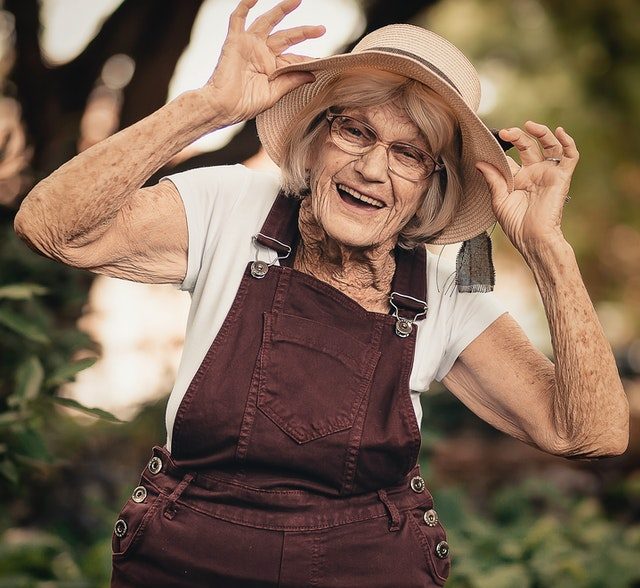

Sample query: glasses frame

[325,112,444,182]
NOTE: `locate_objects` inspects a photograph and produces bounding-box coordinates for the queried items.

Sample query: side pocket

[406,508,451,586]
[112,490,163,559]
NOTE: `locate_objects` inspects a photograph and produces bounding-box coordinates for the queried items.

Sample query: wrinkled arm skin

[12,90,219,283]
[443,240,629,459]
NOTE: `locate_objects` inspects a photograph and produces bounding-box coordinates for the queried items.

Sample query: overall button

[423,509,439,527]
[395,318,413,337]
[114,519,128,538]
[132,485,147,503]
[251,260,269,278]
[410,476,425,493]
[148,456,162,475]
[435,540,450,559]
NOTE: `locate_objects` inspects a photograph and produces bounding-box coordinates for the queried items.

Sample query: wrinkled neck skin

[294,197,397,313]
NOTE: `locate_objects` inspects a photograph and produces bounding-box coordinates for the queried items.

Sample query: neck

[294,198,396,313]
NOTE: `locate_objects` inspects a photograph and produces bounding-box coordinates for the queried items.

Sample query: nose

[353,144,390,182]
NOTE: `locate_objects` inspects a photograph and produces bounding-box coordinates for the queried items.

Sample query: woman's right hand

[203,0,325,126]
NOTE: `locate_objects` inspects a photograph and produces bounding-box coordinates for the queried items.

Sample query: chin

[328,228,389,251]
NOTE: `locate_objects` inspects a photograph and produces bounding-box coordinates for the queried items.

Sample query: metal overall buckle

[250,233,292,279]
[389,292,428,338]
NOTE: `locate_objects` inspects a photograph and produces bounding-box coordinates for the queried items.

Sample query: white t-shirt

[163,164,506,451]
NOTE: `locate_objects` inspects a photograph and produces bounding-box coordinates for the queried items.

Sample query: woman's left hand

[475,121,579,257]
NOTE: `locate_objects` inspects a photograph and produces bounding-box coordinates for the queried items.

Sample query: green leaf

[8,356,44,409]
[0,459,19,484]
[0,308,50,344]
[45,357,97,388]
[12,426,51,462]
[50,397,123,423]
[0,283,48,300]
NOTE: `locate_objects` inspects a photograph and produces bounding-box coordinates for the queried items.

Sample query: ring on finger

[564,194,571,205]
[544,157,562,164]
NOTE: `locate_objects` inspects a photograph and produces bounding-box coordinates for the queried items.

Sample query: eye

[336,117,375,144]
[344,124,364,138]
[391,144,425,165]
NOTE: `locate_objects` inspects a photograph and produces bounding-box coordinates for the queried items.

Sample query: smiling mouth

[336,184,386,210]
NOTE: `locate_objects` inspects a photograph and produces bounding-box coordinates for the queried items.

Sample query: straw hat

[256,24,514,246]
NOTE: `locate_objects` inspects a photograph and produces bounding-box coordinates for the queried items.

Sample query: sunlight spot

[39,0,125,65]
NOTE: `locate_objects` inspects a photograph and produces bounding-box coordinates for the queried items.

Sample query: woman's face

[307,102,432,250]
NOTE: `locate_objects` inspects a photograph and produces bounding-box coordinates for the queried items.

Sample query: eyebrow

[339,109,430,150]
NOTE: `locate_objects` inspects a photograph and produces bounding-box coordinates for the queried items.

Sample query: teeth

[338,184,385,208]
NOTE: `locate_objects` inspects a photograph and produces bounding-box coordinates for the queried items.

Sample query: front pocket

[257,311,381,444]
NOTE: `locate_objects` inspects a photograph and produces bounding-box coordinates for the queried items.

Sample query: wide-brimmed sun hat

[256,23,514,246]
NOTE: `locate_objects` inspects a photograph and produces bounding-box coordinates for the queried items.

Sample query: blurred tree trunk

[356,0,436,39]
[5,0,206,179]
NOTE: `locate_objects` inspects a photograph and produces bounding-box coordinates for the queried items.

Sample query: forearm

[14,90,223,254]
[525,238,629,456]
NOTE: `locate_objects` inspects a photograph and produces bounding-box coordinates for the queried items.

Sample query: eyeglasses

[325,112,444,182]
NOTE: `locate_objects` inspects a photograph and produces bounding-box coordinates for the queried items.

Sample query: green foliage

[0,396,167,587]
[0,215,113,493]
[436,479,640,588]
[0,529,91,587]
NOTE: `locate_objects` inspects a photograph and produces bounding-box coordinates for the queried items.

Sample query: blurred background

[0,0,639,586]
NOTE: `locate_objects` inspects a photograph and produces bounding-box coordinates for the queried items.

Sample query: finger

[524,120,563,157]
[556,126,580,172]
[270,71,316,99]
[228,0,259,33]
[268,25,326,54]
[498,127,542,166]
[250,0,302,35]
[476,162,509,208]
[276,53,319,67]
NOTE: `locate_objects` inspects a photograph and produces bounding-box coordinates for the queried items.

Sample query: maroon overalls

[111,194,451,587]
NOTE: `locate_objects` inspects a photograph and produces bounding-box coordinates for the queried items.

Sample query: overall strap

[254,192,300,267]
[389,245,428,336]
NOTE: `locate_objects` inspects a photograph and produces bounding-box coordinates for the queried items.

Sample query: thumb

[476,162,509,207]
[270,71,316,101]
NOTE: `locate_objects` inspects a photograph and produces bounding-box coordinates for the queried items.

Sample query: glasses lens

[331,116,376,153]
[389,144,434,181]
[327,113,441,181]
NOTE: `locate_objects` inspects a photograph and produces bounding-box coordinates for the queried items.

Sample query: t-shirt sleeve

[434,290,507,382]
[163,164,252,292]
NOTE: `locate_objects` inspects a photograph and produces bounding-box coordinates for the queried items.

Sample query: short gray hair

[278,68,463,249]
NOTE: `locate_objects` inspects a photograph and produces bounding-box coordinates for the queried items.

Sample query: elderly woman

[15,0,628,586]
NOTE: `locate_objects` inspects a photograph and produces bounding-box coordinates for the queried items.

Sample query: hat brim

[256,51,514,245]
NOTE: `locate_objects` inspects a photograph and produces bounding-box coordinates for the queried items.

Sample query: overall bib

[111,194,451,587]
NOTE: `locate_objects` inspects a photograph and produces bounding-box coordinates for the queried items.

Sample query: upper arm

[441,313,558,450]
[61,180,188,284]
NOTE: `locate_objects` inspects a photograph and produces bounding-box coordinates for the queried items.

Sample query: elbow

[15,189,48,248]
[14,200,46,254]
[14,188,69,262]
[543,387,630,460]
[546,426,629,460]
